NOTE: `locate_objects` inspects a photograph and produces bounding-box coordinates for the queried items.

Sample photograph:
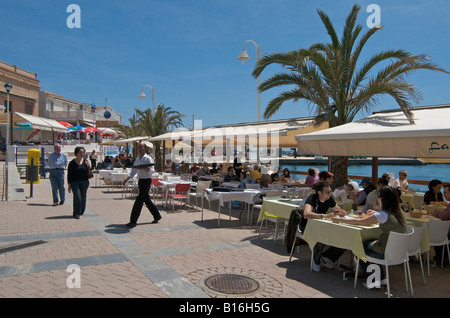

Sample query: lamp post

[3,83,12,201]
[237,40,261,123]
[91,103,96,142]
[4,83,12,146]
[139,85,155,112]
[237,40,261,163]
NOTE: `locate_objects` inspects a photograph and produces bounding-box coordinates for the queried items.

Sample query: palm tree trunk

[329,156,349,189]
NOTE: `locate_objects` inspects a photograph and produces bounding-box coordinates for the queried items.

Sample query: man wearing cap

[355,177,376,207]
[48,144,68,206]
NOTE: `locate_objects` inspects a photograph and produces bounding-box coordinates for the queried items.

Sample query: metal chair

[168,183,191,212]
[150,178,164,203]
[289,224,314,271]
[258,190,287,243]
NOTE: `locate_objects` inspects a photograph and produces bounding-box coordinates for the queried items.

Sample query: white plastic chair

[407,224,426,285]
[353,229,414,298]
[289,224,314,271]
[427,219,450,276]
[188,180,211,210]
[123,177,138,199]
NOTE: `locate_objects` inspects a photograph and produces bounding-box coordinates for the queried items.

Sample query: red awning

[58,121,73,128]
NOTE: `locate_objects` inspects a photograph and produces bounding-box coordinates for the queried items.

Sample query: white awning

[149,117,329,148]
[105,136,153,148]
[0,112,68,132]
[295,105,450,158]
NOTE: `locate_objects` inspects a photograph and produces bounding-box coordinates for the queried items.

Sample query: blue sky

[3,0,450,129]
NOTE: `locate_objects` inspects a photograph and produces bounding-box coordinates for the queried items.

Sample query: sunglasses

[324,190,332,194]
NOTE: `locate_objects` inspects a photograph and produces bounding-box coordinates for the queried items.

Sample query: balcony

[43,110,96,125]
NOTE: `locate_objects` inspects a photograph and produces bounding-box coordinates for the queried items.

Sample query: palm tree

[114,113,143,138]
[252,4,449,187]
[135,104,184,172]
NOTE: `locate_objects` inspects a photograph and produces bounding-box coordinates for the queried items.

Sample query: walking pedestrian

[67,146,91,219]
[89,150,98,170]
[48,144,68,206]
[122,142,162,228]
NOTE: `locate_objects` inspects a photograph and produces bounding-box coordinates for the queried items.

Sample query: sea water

[280,163,450,192]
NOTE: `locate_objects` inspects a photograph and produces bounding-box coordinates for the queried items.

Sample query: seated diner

[331,186,407,289]
[303,181,347,272]
[423,179,444,205]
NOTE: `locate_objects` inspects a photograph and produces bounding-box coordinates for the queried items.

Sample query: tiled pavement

[0,165,449,300]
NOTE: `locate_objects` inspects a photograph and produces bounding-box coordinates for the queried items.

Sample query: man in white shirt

[48,144,68,206]
[123,142,161,228]
[394,170,409,192]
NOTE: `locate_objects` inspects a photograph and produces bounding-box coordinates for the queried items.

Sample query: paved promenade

[0,164,449,300]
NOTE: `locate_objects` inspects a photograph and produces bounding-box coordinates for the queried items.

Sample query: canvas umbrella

[84,127,101,133]
[69,126,85,132]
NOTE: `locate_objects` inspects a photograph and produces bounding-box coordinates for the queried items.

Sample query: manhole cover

[204,274,260,295]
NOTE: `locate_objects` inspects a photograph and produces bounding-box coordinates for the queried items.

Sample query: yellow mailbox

[27,148,41,184]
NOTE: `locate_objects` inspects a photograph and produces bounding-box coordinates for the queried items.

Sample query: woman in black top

[303,181,347,271]
[68,146,91,219]
[424,179,444,205]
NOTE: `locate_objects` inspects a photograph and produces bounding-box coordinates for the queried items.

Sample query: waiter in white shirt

[123,142,162,228]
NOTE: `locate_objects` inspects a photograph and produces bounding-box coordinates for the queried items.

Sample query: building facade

[0,61,40,116]
[39,91,95,126]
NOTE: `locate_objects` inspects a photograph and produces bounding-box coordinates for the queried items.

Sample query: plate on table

[278,198,291,201]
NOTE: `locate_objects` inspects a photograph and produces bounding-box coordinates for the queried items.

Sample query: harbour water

[280,163,450,192]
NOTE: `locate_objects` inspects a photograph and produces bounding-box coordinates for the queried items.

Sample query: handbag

[85,161,94,179]
[87,168,94,179]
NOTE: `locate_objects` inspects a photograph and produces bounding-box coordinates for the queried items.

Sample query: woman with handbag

[67,146,91,219]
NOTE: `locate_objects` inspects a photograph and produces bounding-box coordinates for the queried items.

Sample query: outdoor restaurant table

[423,204,447,213]
[204,189,260,227]
[302,218,382,262]
[257,197,305,224]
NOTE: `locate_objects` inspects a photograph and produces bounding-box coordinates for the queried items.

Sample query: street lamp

[237,40,261,123]
[3,83,12,201]
[91,103,97,142]
[4,83,13,146]
[139,85,155,112]
[237,40,262,163]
